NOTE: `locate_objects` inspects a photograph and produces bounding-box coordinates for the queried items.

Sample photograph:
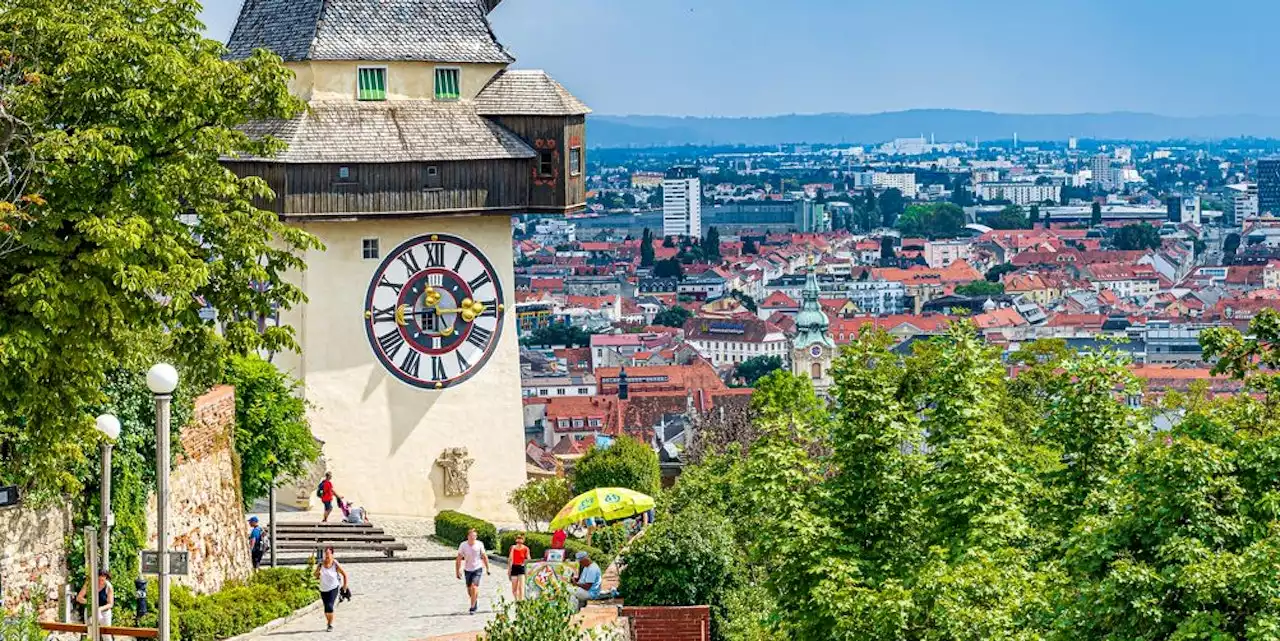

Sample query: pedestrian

[454,528,490,614]
[342,500,370,524]
[571,551,602,612]
[317,472,341,523]
[76,570,114,629]
[248,516,267,570]
[507,533,530,601]
[314,547,348,632]
[550,528,567,552]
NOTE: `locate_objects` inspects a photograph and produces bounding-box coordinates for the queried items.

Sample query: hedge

[498,531,612,570]
[121,568,317,641]
[436,510,498,550]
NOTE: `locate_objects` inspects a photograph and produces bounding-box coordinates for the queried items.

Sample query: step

[275,541,409,552]
[273,533,397,543]
[271,523,380,532]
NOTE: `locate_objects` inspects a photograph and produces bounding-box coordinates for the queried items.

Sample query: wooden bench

[40,621,158,638]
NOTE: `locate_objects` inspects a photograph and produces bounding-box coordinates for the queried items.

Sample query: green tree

[879,188,905,228]
[1029,204,1041,227]
[1090,201,1103,226]
[985,263,1017,282]
[653,258,684,280]
[733,356,782,386]
[619,511,737,638]
[987,204,1029,229]
[640,228,655,267]
[653,306,692,328]
[572,435,661,497]
[521,324,592,348]
[223,354,319,508]
[0,0,320,499]
[663,235,676,248]
[879,236,895,262]
[896,202,966,238]
[1224,232,1241,256]
[729,290,757,313]
[507,477,573,532]
[954,280,1005,297]
[1111,223,1162,251]
[702,226,722,261]
[742,237,759,255]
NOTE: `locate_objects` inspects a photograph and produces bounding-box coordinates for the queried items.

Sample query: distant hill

[587,109,1280,148]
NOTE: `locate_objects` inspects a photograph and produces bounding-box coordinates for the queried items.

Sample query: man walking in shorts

[455,528,490,614]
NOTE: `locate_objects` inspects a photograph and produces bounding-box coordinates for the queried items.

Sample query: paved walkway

[250,559,510,641]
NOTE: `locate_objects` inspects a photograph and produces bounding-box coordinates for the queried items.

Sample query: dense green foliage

[484,580,625,641]
[521,324,593,348]
[0,608,44,641]
[895,202,966,238]
[640,228,655,267]
[0,0,320,500]
[653,257,684,280]
[224,354,318,507]
[588,522,631,558]
[985,263,1017,282]
[954,280,1005,297]
[498,531,611,571]
[435,510,499,550]
[572,436,661,497]
[653,305,692,328]
[1111,223,1163,250]
[986,204,1030,229]
[509,477,574,531]
[1090,201,1103,226]
[619,512,736,638]
[662,316,1280,640]
[732,355,782,386]
[160,569,316,641]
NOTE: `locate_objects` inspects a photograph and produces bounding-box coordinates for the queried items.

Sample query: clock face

[363,233,506,390]
[809,345,823,358]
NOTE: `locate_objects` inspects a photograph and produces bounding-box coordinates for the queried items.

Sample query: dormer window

[435,67,461,100]
[357,67,387,101]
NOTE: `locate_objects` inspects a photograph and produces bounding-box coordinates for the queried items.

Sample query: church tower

[790,265,835,396]
[223,0,588,521]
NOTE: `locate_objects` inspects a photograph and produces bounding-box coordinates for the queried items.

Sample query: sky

[199,0,1277,118]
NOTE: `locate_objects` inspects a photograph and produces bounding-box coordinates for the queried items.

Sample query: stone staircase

[268,522,409,564]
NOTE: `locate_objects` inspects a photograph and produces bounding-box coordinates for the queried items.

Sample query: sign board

[140,551,189,576]
[0,485,20,509]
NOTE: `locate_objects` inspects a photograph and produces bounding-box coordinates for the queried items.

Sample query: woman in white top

[314,547,348,632]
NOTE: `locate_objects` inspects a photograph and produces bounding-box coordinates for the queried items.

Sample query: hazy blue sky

[200,0,1273,118]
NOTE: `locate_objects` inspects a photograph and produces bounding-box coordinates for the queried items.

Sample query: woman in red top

[550,529,567,550]
[507,533,531,601]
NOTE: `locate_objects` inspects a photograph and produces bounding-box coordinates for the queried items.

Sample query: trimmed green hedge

[498,531,612,570]
[436,510,498,550]
[122,568,317,641]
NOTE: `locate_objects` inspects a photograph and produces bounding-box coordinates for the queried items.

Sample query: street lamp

[94,414,121,570]
[146,363,178,641]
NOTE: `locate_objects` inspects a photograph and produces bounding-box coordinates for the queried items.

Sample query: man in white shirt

[454,528,490,614]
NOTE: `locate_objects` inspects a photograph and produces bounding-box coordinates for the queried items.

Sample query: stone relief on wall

[436,447,475,497]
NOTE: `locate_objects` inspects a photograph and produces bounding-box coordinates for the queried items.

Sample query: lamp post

[94,414,121,570]
[146,363,178,641]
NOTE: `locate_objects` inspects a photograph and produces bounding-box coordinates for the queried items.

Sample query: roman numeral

[467,325,493,350]
[479,300,498,318]
[397,250,421,274]
[371,306,395,322]
[377,328,405,356]
[425,243,446,268]
[401,350,422,378]
[455,350,471,371]
[430,356,447,381]
[452,249,469,272]
[467,272,492,291]
[378,275,404,294]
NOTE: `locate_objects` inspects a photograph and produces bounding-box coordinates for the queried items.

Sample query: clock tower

[224,0,588,520]
[790,266,835,397]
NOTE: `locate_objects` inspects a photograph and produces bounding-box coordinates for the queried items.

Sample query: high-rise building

[1090,153,1113,190]
[1257,158,1280,215]
[662,166,702,239]
[1227,182,1258,225]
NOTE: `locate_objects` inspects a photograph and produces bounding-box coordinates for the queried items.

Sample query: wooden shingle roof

[236,100,536,163]
[226,0,514,64]
[475,70,592,116]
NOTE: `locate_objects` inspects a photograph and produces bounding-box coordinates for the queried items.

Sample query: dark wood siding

[565,115,587,210]
[227,162,287,215]
[489,115,585,212]
[227,159,532,218]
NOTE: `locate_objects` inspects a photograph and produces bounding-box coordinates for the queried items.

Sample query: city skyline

[200,0,1279,119]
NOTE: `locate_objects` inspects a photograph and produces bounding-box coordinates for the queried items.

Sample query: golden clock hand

[394,305,408,327]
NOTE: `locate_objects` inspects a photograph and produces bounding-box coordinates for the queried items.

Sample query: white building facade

[663,168,702,239]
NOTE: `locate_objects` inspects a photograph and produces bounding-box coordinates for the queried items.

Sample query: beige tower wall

[276,214,525,522]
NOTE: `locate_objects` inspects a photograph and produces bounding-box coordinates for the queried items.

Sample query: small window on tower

[361,238,380,260]
[434,67,461,100]
[538,150,555,177]
[570,147,582,176]
[337,166,354,182]
[357,67,387,101]
[425,165,442,190]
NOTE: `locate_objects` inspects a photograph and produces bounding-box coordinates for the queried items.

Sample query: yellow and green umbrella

[550,487,655,531]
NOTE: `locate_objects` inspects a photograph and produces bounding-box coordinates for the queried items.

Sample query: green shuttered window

[435,67,461,100]
[357,67,387,101]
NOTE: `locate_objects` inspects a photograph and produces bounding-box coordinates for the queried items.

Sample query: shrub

[435,510,498,550]
[0,607,46,641]
[590,522,631,558]
[620,511,735,638]
[139,568,318,641]
[572,435,661,497]
[509,477,574,531]
[483,580,580,641]
[499,531,612,570]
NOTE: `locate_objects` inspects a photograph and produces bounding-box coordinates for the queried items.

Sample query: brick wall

[0,504,70,618]
[146,385,251,594]
[621,605,710,641]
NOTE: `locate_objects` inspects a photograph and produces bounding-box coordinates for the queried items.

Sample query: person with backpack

[248,516,268,569]
[317,472,341,523]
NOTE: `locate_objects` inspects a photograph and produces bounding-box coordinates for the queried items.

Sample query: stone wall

[0,504,70,618]
[146,385,252,594]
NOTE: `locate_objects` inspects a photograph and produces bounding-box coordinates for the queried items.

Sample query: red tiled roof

[761,291,799,308]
